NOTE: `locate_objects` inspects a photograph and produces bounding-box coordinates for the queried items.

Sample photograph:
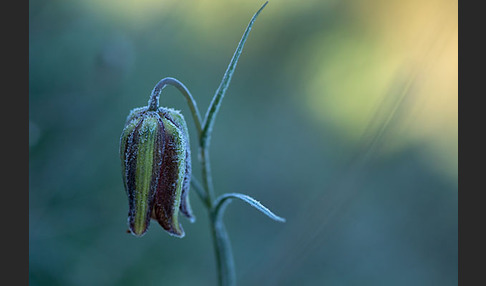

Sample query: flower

[120,106,193,238]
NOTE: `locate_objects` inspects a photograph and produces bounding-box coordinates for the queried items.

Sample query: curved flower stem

[149,77,203,137]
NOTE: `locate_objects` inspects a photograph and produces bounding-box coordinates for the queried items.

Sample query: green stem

[157,3,268,285]
[198,3,268,285]
[210,199,235,286]
[149,77,203,136]
[200,147,215,207]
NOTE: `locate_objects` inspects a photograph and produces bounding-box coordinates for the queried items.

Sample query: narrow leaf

[214,192,286,223]
[201,1,269,148]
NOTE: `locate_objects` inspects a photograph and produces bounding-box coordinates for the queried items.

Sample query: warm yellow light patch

[299,0,457,179]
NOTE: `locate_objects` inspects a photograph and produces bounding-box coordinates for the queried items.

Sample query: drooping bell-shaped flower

[120,100,194,238]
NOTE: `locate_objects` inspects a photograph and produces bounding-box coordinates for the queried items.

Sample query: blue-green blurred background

[29,0,458,285]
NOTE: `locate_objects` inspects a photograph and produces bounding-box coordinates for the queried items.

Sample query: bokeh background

[29,0,458,285]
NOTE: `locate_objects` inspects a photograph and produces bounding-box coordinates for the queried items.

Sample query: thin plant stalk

[198,3,268,285]
[147,2,284,286]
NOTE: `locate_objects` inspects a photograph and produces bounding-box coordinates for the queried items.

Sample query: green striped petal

[120,106,193,238]
[121,111,164,237]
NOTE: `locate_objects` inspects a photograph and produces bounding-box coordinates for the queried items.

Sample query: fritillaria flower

[120,105,193,238]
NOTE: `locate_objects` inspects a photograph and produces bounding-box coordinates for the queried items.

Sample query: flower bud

[120,106,193,238]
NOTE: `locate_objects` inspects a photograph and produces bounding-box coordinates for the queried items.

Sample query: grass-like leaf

[213,192,286,223]
[200,1,268,148]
